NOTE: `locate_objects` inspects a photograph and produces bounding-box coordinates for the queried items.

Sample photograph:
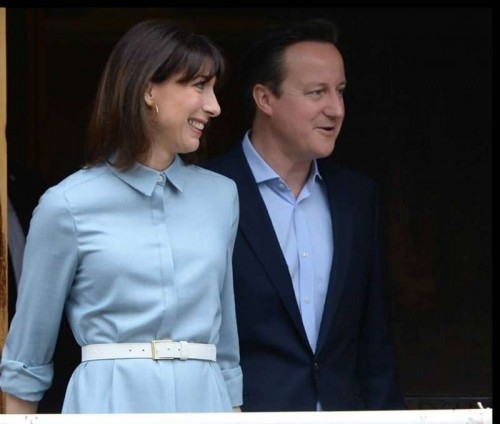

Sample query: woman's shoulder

[186,164,237,189]
[40,166,109,203]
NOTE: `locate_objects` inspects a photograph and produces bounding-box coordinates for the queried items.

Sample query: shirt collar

[242,130,323,185]
[106,153,185,196]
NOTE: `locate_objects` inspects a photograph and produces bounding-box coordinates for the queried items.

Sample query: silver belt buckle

[151,339,173,360]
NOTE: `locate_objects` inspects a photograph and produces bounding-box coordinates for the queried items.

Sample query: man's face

[268,41,346,163]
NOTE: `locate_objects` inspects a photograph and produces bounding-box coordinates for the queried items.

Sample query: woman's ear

[144,82,155,107]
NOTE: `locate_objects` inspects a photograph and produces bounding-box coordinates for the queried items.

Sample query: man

[204,18,405,411]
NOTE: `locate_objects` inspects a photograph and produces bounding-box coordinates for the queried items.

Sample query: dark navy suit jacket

[204,143,405,411]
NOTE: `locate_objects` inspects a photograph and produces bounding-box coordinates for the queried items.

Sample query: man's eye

[310,89,325,96]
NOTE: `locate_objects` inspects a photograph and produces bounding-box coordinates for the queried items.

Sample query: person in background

[6,157,47,320]
[1,19,242,413]
[204,17,405,411]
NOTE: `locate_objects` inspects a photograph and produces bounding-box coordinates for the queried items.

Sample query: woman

[0,19,242,413]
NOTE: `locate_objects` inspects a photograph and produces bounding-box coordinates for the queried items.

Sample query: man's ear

[253,84,273,116]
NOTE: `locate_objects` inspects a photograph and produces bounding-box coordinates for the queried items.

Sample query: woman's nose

[204,90,221,117]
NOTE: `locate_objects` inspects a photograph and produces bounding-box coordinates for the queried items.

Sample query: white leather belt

[81,340,216,362]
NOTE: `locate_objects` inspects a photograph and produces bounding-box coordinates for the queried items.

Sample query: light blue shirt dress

[0,155,243,413]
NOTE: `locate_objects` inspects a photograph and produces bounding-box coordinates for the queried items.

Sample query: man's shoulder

[202,143,244,175]
[319,159,378,191]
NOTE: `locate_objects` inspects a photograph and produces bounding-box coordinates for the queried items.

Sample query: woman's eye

[194,80,207,89]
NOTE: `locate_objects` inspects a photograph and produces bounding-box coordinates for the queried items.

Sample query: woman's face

[145,70,221,156]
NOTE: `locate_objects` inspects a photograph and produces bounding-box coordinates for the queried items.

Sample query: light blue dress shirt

[242,133,333,352]
[0,155,243,413]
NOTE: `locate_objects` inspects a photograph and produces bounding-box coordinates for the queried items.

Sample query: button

[302,252,309,257]
[278,182,286,190]
[313,362,319,371]
[304,296,310,304]
[157,174,166,184]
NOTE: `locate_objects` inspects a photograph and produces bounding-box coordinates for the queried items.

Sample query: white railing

[0,409,493,424]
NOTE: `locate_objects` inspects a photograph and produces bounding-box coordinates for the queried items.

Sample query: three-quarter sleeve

[215,183,243,407]
[0,187,79,401]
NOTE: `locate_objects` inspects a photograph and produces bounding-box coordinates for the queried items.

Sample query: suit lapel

[228,147,309,344]
[316,164,353,353]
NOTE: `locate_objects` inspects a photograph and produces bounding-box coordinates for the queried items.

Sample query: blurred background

[6,7,492,409]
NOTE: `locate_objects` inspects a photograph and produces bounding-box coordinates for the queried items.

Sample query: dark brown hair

[85,19,225,169]
[240,18,339,121]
